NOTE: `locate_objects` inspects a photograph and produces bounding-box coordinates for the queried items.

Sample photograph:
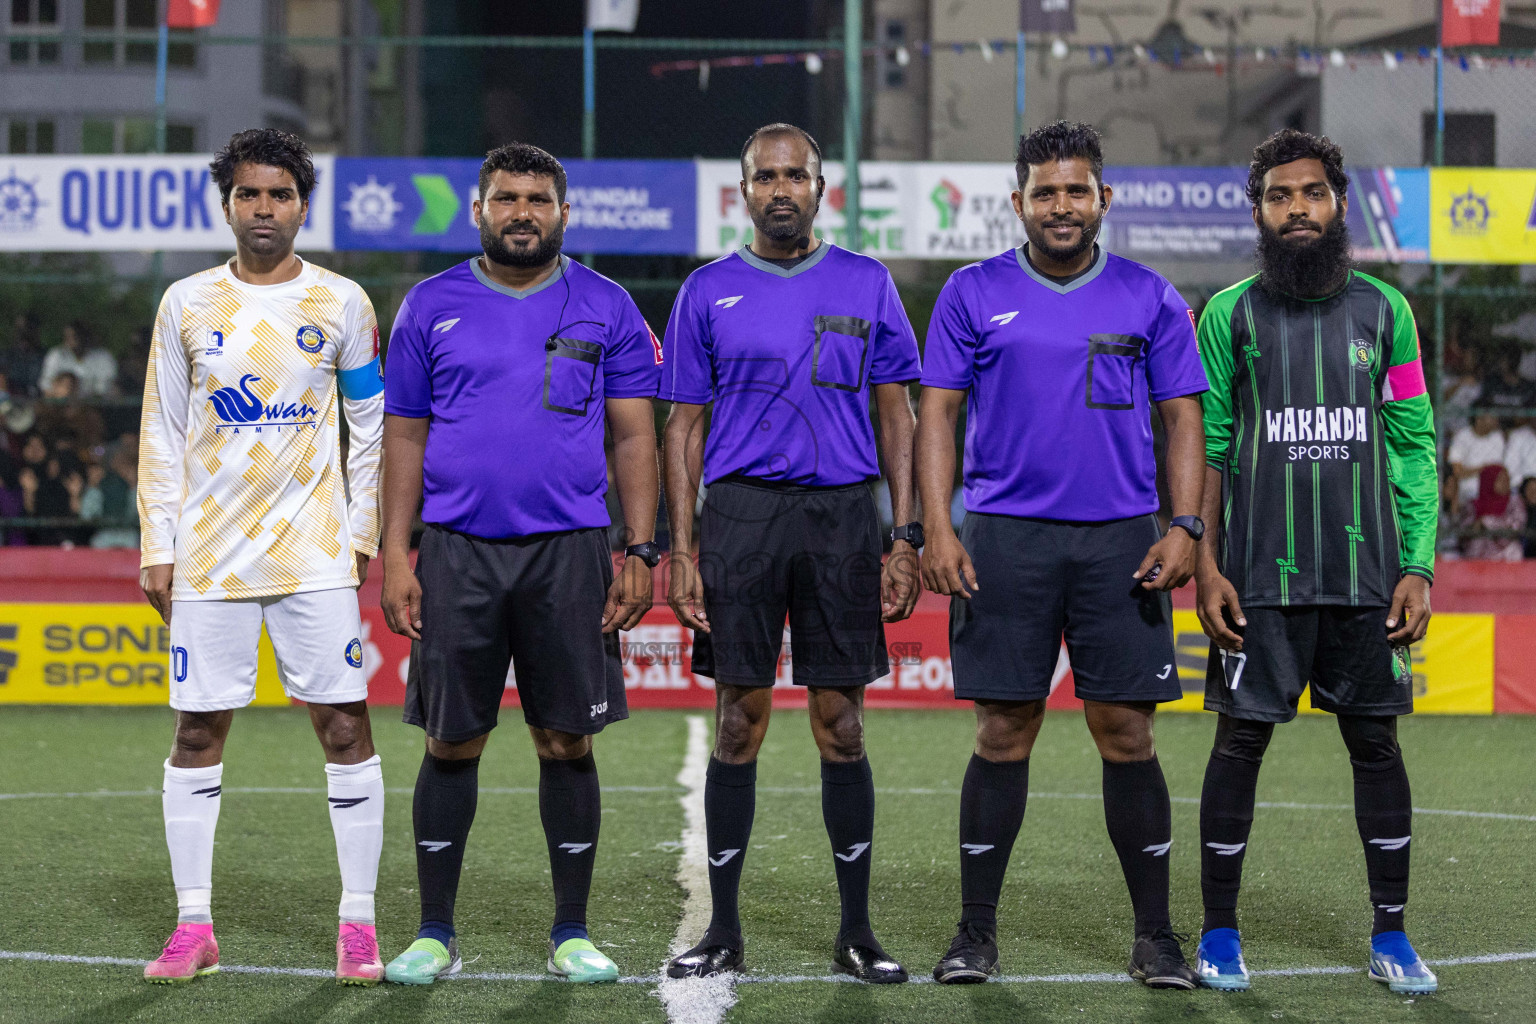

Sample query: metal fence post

[843,0,862,252]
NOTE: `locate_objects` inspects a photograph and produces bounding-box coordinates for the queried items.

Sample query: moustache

[502,222,542,237]
[1043,218,1083,228]
[1281,220,1323,235]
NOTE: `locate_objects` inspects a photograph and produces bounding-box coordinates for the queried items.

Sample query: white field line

[4,786,1532,823]
[4,948,1533,986]
[654,714,737,1024]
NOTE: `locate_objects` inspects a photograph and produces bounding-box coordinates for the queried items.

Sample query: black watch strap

[1170,515,1205,541]
[892,521,925,549]
[625,542,662,567]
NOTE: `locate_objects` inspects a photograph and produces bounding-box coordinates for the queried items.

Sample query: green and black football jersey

[1197,272,1437,607]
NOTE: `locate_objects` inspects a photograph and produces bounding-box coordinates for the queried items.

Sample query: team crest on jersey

[1349,337,1374,373]
[345,638,363,668]
[296,325,326,353]
[203,328,225,356]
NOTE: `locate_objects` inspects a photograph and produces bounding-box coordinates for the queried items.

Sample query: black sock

[1200,753,1261,934]
[703,757,756,947]
[958,754,1029,931]
[1102,756,1173,937]
[539,752,601,936]
[1352,754,1412,935]
[821,757,876,947]
[413,752,480,931]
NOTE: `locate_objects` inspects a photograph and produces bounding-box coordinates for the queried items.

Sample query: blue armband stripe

[337,358,384,400]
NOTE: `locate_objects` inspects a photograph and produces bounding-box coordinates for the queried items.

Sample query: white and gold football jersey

[138,258,384,601]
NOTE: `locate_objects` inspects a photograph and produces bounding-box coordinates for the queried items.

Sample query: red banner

[166,0,220,29]
[1442,0,1500,46]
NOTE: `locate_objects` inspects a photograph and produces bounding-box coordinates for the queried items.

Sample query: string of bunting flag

[649,41,1536,85]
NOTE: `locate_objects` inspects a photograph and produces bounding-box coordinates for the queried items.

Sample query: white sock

[162,760,223,923]
[325,755,384,924]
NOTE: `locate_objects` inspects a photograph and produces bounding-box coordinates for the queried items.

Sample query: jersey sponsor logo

[709,848,740,866]
[835,842,870,862]
[1369,835,1411,851]
[203,328,224,355]
[206,374,319,431]
[648,322,663,365]
[1264,404,1369,461]
[590,700,608,718]
[371,324,380,359]
[418,840,452,852]
[1187,308,1197,332]
[714,295,743,308]
[1206,841,1246,856]
[989,311,1018,325]
[296,324,326,353]
[1142,840,1173,857]
[559,842,593,854]
[1156,663,1173,680]
[433,318,460,334]
[345,638,363,668]
[961,843,994,855]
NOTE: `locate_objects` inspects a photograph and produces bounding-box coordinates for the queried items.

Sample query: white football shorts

[167,587,368,711]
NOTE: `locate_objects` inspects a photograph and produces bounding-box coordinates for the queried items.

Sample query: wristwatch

[1170,515,1205,542]
[625,541,662,567]
[891,522,925,549]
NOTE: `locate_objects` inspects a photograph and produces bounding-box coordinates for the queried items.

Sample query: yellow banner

[1430,168,1536,264]
[0,603,288,706]
[1162,610,1493,714]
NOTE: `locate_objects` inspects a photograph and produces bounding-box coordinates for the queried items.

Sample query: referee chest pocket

[543,337,602,415]
[811,315,872,392]
[1085,333,1146,410]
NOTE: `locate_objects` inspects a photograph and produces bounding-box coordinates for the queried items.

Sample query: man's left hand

[1134,528,1196,591]
[1386,574,1431,646]
[603,554,655,633]
[882,543,921,623]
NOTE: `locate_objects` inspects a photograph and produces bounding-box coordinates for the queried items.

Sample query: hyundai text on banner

[332,157,695,254]
[0,155,334,252]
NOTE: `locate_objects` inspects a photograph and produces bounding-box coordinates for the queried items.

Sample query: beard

[1025,210,1103,265]
[481,215,564,268]
[1256,214,1353,300]
[752,196,818,245]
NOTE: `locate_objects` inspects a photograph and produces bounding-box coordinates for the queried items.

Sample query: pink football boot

[143,923,219,983]
[336,922,384,985]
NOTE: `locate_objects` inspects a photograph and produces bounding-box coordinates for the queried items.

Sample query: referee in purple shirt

[660,124,922,983]
[917,122,1209,988]
[377,143,662,983]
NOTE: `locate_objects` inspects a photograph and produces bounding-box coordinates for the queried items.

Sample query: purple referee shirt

[659,244,921,486]
[384,256,661,539]
[921,245,1208,521]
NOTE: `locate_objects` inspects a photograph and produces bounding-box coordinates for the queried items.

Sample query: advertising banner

[332,157,696,254]
[0,603,1501,714]
[1430,167,1536,264]
[1347,166,1431,263]
[0,603,287,706]
[0,155,334,252]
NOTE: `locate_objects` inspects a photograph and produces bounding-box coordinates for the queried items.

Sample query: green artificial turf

[0,706,1530,1023]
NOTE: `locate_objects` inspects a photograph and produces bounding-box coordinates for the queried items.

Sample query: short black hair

[479,142,567,203]
[740,123,823,177]
[1247,129,1349,207]
[1016,120,1104,191]
[210,128,316,205]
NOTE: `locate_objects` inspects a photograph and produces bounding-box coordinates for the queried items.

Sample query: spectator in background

[1479,347,1536,416]
[1460,465,1525,562]
[0,434,21,545]
[17,430,84,545]
[1437,469,1462,562]
[1522,477,1536,559]
[2,314,45,398]
[1448,412,1506,507]
[1441,347,1483,437]
[38,320,118,397]
[1504,417,1536,493]
[80,431,139,548]
[115,325,152,400]
[33,371,106,454]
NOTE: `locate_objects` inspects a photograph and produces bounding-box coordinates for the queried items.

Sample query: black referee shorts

[949,512,1181,704]
[1204,604,1414,723]
[403,524,628,741]
[691,475,889,689]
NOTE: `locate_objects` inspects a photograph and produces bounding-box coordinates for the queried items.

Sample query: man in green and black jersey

[1191,130,1439,995]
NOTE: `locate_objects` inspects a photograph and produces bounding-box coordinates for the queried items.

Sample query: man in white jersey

[137,129,387,985]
